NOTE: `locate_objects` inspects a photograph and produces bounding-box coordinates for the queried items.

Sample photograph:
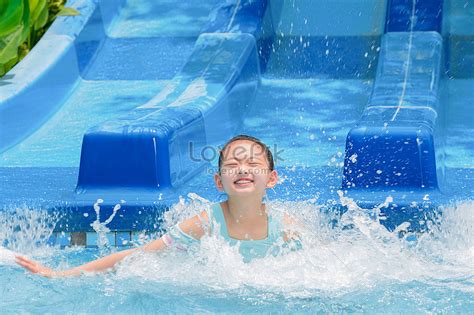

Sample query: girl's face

[214,140,278,198]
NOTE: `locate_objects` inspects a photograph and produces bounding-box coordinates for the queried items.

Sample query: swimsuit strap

[266,203,282,240]
[209,202,230,241]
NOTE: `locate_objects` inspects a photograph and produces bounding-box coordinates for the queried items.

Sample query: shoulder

[177,210,209,240]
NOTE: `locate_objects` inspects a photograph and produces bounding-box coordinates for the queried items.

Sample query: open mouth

[234,178,254,185]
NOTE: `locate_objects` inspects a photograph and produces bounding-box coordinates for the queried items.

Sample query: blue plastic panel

[76,0,266,192]
[0,36,79,152]
[343,32,443,190]
[443,1,474,78]
[202,0,267,34]
[266,36,381,78]
[368,32,442,112]
[344,125,437,189]
[77,33,260,191]
[386,0,443,33]
[0,0,103,153]
[270,0,387,36]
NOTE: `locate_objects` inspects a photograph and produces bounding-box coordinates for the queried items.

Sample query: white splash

[90,199,123,255]
[115,194,474,296]
[0,206,58,260]
[0,246,16,265]
[2,196,472,297]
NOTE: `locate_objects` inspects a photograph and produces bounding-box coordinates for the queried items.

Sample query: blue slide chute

[76,0,267,193]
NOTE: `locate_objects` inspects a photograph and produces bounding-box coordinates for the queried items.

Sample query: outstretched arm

[15,238,168,278]
[15,211,208,278]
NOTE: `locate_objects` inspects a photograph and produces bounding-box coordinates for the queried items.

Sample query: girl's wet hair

[218,135,274,173]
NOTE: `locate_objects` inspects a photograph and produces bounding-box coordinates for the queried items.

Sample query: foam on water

[1,196,472,310]
[108,194,474,297]
[0,206,59,259]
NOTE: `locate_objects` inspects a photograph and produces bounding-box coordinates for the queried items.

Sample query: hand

[15,255,57,278]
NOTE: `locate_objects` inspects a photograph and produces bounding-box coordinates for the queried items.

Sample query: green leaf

[34,2,49,30]
[20,0,30,44]
[0,0,77,76]
[29,0,40,20]
[57,7,80,16]
[4,54,19,68]
[29,0,47,25]
[0,27,23,64]
[0,0,24,37]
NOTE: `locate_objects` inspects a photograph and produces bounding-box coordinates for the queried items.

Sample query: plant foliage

[0,0,79,77]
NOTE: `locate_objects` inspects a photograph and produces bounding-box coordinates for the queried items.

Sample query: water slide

[0,0,472,239]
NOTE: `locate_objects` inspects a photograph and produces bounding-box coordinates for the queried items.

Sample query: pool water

[1,198,473,313]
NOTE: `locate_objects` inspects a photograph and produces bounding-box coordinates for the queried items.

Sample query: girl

[15,135,301,277]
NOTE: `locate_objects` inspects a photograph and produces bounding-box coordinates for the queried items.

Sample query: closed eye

[224,163,238,167]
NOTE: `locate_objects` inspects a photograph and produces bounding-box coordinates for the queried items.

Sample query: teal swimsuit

[210,202,284,262]
[163,202,298,262]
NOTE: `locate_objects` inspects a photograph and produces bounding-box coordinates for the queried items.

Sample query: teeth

[235,180,252,184]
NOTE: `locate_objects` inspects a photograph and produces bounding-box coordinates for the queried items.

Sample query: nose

[238,166,249,174]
